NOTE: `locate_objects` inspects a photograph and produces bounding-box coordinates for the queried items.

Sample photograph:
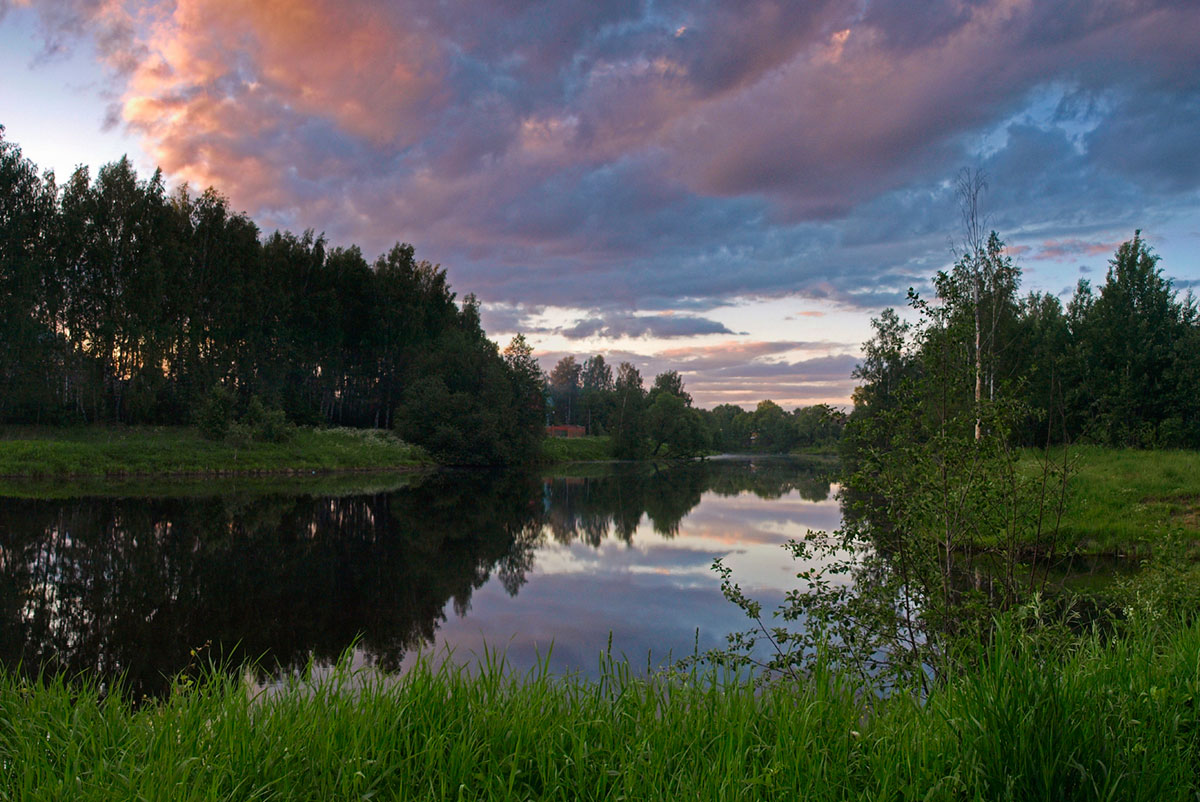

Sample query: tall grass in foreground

[3,620,1198,801]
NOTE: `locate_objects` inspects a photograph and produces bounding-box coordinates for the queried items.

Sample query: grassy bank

[1051,446,1200,552]
[537,436,839,464]
[0,426,430,479]
[0,470,423,501]
[539,435,614,462]
[3,619,1197,801]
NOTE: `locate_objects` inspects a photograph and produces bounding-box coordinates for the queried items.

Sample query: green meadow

[1051,446,1200,553]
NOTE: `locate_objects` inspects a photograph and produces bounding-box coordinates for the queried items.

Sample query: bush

[196,385,236,441]
[225,421,253,449]
[245,396,295,443]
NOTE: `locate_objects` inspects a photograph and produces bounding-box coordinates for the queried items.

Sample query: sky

[2,0,1199,408]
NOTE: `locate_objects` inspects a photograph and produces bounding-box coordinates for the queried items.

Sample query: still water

[0,457,839,696]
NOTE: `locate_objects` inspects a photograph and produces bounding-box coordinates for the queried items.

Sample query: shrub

[196,384,236,441]
[245,396,295,443]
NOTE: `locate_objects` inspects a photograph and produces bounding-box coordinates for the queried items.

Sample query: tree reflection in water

[0,457,831,698]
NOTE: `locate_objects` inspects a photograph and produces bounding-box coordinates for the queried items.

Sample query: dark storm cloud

[23,0,1200,313]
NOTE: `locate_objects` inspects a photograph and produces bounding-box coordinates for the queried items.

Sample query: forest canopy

[847,230,1200,450]
[0,129,544,464]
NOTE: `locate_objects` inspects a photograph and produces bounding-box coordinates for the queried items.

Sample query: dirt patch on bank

[1140,493,1200,530]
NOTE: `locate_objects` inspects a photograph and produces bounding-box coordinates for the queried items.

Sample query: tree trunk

[975,277,983,441]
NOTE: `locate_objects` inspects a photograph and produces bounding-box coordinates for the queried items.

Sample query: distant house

[546,424,586,438]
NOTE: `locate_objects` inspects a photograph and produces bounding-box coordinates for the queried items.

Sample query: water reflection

[0,457,836,697]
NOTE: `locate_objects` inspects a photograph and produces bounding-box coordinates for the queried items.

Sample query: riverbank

[4,617,1197,801]
[0,426,430,479]
[1048,446,1200,553]
[539,434,615,462]
[4,428,1197,556]
[538,435,841,464]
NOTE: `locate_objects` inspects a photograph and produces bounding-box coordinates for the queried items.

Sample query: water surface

[0,457,839,696]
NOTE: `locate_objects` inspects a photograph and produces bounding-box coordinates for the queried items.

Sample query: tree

[793,404,846,449]
[715,249,1072,691]
[645,391,708,457]
[708,404,752,452]
[1007,291,1071,444]
[844,308,918,462]
[751,400,795,452]
[0,127,59,421]
[610,362,646,459]
[1080,232,1189,446]
[503,333,549,450]
[56,157,176,422]
[642,371,707,458]
[579,354,614,434]
[850,308,915,413]
[395,299,545,465]
[943,170,1021,439]
[548,355,582,425]
[650,370,691,406]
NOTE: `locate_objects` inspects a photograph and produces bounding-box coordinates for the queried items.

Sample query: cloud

[477,302,549,338]
[19,0,1200,315]
[1035,238,1125,262]
[559,312,738,340]
[1087,84,1200,192]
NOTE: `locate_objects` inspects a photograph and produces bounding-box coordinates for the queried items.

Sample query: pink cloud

[117,0,448,209]
[1035,238,1124,262]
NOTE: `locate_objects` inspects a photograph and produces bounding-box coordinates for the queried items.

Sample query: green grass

[0,426,431,479]
[0,470,422,501]
[539,435,614,463]
[2,619,1197,801]
[1053,446,1200,553]
[788,442,841,457]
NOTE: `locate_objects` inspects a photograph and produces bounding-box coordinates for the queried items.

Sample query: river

[1,457,839,696]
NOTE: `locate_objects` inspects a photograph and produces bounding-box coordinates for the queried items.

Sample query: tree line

[849,227,1200,450]
[544,354,845,457]
[0,129,546,464]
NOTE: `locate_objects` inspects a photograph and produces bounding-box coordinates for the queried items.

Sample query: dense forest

[0,129,545,464]
[847,228,1200,450]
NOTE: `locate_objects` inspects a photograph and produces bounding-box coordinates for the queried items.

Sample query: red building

[546,424,586,438]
